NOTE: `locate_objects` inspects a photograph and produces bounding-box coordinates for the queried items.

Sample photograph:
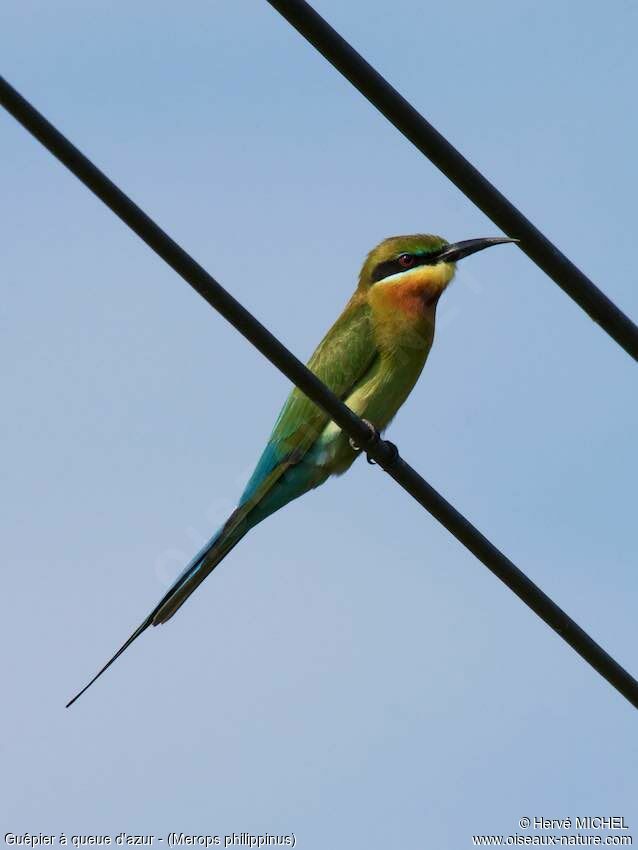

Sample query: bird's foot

[349,419,377,453]
[349,420,398,466]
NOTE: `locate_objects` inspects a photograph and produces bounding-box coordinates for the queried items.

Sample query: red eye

[398,254,414,268]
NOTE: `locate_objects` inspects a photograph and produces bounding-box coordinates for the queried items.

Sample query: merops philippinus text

[67,233,515,706]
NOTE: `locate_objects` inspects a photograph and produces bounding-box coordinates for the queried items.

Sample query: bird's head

[359,233,515,318]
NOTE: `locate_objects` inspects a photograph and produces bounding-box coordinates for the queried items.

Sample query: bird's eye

[398,254,414,268]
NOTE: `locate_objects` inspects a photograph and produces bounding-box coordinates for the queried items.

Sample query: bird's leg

[349,420,399,466]
[349,419,376,453]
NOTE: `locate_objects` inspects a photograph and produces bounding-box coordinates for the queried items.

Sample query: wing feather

[238,293,376,512]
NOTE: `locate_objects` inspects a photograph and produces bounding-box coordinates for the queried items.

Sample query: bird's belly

[313,345,431,474]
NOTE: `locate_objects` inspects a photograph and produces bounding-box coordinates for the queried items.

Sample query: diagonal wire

[1,74,636,710]
[266,0,638,361]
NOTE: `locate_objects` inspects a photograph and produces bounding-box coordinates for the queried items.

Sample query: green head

[359,233,516,305]
[354,232,516,356]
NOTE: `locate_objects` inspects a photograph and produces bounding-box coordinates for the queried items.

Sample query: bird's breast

[368,280,437,355]
[367,262,453,349]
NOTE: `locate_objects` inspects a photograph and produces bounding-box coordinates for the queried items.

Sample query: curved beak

[434,236,518,264]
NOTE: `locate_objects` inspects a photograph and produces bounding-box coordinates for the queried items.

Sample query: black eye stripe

[371,253,435,283]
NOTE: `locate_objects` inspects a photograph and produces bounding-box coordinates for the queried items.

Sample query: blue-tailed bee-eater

[67,233,514,706]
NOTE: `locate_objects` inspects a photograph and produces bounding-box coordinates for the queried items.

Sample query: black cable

[1,74,636,709]
[266,0,638,361]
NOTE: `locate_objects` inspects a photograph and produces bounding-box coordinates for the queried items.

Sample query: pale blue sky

[2,1,637,846]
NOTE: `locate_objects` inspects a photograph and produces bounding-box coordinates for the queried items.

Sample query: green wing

[238,293,377,509]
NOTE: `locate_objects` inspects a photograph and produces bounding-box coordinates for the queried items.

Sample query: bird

[66,233,515,706]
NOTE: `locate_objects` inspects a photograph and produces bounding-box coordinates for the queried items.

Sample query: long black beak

[433,236,518,264]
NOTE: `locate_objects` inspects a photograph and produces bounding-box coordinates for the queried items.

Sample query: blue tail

[66,516,247,707]
[66,435,325,706]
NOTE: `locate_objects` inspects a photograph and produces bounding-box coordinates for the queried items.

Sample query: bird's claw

[376,439,399,465]
[349,419,378,453]
[349,420,398,466]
